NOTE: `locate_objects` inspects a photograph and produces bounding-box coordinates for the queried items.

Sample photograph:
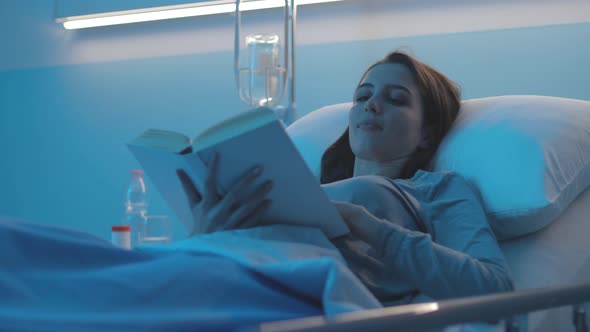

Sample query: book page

[195,119,350,239]
[192,107,277,153]
[129,129,191,153]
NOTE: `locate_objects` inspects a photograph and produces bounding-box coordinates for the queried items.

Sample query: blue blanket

[0,217,380,332]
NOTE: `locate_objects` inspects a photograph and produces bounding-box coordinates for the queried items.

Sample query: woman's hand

[332,200,392,248]
[176,153,273,236]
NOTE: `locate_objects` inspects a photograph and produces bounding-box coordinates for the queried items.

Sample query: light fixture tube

[57,0,347,30]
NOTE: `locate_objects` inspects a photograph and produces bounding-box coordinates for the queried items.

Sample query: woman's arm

[380,220,514,299]
[333,174,514,300]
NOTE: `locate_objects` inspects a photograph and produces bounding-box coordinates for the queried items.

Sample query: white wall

[1,0,589,241]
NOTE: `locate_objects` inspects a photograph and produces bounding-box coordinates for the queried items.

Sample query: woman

[176,51,514,305]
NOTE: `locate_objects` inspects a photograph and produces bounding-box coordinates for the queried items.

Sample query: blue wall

[1,22,589,240]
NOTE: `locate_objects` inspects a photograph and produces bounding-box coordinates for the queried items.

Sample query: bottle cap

[131,169,144,176]
[112,225,131,232]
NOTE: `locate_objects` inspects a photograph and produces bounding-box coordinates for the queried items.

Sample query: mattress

[499,185,590,331]
[443,187,590,332]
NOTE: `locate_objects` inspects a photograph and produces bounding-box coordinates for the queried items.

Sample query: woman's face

[349,63,424,162]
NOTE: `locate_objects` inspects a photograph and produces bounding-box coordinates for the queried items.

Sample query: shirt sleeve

[381,172,514,300]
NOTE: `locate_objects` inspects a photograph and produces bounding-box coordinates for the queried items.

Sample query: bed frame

[254,282,590,332]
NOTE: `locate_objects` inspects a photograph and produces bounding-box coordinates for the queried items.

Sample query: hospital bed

[3,96,589,332]
[252,188,590,331]
[263,95,590,332]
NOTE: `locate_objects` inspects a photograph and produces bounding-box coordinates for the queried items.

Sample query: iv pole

[234,0,298,126]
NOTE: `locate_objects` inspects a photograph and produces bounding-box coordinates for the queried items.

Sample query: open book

[127,107,349,239]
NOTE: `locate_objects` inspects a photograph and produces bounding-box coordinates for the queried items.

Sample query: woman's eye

[389,97,406,105]
[355,95,370,102]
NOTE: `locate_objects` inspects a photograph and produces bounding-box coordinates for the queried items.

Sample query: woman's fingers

[183,153,273,233]
[235,199,272,229]
[227,199,272,231]
[220,165,263,212]
[176,169,202,206]
[332,200,364,221]
[203,153,220,207]
[332,200,386,245]
[203,212,225,233]
[222,181,273,230]
[332,200,363,234]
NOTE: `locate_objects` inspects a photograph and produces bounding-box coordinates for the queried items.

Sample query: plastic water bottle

[124,169,148,247]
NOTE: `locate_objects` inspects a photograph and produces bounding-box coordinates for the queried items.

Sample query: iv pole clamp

[234,0,298,126]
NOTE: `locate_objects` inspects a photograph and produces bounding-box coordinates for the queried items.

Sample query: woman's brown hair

[320,51,461,184]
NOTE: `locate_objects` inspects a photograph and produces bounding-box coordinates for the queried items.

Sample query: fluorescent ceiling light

[57,0,347,30]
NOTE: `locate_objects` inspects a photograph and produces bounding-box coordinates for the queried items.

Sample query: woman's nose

[364,97,381,114]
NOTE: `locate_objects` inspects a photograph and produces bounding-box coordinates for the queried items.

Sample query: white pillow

[287,96,590,240]
[287,103,351,177]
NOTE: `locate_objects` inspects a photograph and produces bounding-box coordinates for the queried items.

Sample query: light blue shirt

[322,170,514,305]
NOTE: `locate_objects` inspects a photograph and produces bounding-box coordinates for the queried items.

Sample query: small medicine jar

[112,225,132,250]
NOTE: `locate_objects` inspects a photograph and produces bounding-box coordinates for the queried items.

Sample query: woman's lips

[357,120,383,131]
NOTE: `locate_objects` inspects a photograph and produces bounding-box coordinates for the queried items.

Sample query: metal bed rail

[253,282,590,332]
